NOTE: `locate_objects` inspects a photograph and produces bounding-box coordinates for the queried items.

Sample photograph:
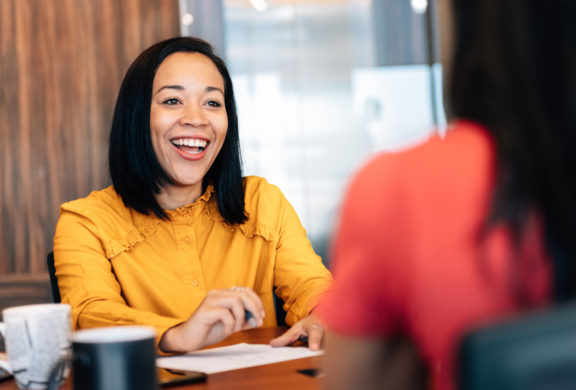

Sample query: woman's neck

[155,184,202,210]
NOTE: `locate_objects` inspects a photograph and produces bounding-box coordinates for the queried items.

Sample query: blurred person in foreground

[54,37,332,353]
[317,0,576,389]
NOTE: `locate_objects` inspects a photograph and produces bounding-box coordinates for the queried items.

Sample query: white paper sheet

[156,343,323,374]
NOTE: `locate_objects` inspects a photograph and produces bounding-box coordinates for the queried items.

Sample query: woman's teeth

[172,138,208,148]
[172,138,208,153]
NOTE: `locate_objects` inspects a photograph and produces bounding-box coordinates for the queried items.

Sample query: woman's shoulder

[61,186,122,210]
[243,175,287,210]
[341,120,495,216]
[239,176,290,238]
[358,120,493,182]
[59,186,133,224]
[57,186,157,258]
[243,176,284,199]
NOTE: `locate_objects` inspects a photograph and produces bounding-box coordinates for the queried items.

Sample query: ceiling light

[411,0,428,14]
[181,12,194,26]
[250,0,268,12]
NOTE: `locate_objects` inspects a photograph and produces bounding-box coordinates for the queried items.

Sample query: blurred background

[0,0,445,309]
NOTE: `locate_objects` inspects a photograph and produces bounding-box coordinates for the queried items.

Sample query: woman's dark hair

[448,0,576,301]
[109,37,247,224]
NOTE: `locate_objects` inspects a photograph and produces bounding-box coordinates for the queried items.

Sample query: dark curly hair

[448,0,576,300]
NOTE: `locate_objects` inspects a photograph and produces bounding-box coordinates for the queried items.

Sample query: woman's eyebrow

[206,86,225,95]
[155,85,224,95]
[155,85,184,95]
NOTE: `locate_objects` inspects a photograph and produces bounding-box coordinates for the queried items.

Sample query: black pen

[244,309,257,327]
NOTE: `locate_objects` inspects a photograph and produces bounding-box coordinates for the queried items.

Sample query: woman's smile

[171,136,210,160]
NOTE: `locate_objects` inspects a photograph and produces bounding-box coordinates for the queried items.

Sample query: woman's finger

[307,323,324,350]
[227,287,265,326]
[226,296,248,332]
[269,324,304,347]
[201,288,265,328]
[211,306,236,336]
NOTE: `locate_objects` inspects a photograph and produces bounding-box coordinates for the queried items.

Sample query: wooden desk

[0,327,322,390]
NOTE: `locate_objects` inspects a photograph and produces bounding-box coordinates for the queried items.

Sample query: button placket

[173,219,204,288]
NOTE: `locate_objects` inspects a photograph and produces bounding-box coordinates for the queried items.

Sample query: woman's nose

[179,104,208,127]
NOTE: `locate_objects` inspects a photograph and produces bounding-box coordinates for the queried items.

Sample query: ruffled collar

[164,185,215,218]
[104,186,219,258]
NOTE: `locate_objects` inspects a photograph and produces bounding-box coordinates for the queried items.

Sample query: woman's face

[150,52,228,205]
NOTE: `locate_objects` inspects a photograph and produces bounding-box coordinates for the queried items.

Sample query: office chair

[458,302,576,390]
[273,292,288,327]
[46,251,61,303]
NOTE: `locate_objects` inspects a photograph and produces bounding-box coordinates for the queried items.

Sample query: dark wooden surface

[0,0,180,309]
[0,327,322,390]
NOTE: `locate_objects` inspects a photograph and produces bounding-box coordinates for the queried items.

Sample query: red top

[317,120,551,390]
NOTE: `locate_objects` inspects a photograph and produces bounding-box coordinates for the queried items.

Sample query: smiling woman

[107,37,246,225]
[53,37,333,354]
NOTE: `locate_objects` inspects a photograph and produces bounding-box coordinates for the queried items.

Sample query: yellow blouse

[54,176,333,346]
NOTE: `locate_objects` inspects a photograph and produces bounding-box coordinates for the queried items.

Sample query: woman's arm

[265,184,333,324]
[55,205,265,352]
[54,210,182,346]
[322,330,427,390]
[256,182,332,348]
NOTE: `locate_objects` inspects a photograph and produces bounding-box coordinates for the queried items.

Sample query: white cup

[0,304,71,389]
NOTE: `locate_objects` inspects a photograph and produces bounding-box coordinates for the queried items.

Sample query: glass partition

[181,0,445,263]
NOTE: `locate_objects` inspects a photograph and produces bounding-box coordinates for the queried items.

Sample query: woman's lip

[172,142,208,161]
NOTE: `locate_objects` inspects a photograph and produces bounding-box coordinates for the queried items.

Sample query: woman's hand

[160,287,265,353]
[269,314,324,350]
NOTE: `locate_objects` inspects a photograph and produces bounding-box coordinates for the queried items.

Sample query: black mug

[49,326,158,390]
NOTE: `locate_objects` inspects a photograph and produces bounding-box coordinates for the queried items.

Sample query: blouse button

[192,280,199,286]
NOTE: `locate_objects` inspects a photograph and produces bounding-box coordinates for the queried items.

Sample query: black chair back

[459,303,576,390]
[46,251,61,303]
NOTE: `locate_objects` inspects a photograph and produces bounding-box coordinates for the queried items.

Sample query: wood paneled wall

[0,0,180,309]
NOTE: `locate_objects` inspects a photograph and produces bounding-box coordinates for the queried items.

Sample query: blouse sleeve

[54,206,183,349]
[257,182,333,325]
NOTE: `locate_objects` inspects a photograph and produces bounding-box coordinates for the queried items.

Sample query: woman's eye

[207,100,222,108]
[163,98,180,105]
